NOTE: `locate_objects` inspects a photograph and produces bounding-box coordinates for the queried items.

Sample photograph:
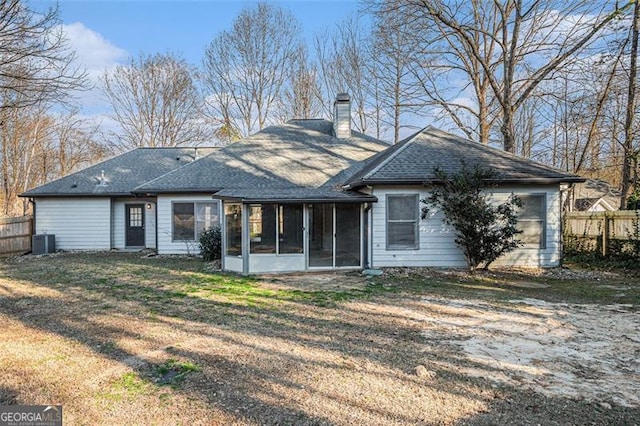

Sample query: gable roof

[344,126,584,189]
[572,179,620,211]
[574,197,616,212]
[21,147,217,197]
[134,119,390,202]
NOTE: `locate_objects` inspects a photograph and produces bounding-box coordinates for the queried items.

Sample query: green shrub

[198,225,222,261]
[421,162,522,272]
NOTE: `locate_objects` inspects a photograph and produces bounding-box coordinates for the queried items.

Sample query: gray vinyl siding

[111,199,157,249]
[145,202,157,249]
[490,187,561,267]
[35,198,111,250]
[371,185,562,268]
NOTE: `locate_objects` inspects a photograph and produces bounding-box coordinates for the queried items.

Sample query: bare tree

[0,96,102,215]
[620,0,640,208]
[371,0,634,153]
[1,102,48,215]
[0,0,88,109]
[370,5,425,143]
[278,46,323,121]
[315,16,375,135]
[203,2,302,138]
[50,109,104,178]
[102,52,207,150]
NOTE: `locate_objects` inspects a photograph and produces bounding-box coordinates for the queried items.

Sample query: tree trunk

[620,0,639,209]
[501,108,516,154]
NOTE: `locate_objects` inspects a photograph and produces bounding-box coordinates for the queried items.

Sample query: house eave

[131,188,222,196]
[213,194,378,204]
[344,176,586,189]
[19,192,133,198]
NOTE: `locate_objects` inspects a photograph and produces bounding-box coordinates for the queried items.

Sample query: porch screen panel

[249,204,276,254]
[225,204,242,256]
[335,203,361,267]
[279,204,303,254]
[309,204,333,267]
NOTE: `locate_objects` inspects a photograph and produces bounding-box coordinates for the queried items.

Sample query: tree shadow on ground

[1,252,638,424]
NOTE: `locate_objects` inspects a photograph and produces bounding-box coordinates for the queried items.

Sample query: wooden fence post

[602,214,609,257]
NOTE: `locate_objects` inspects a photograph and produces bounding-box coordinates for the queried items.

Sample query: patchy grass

[0,252,638,425]
[155,359,201,386]
[377,266,640,307]
[103,372,150,400]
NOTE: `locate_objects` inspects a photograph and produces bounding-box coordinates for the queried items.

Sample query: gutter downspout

[30,199,36,251]
[559,183,574,267]
[155,200,158,252]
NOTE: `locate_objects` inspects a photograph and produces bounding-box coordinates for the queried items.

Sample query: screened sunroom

[220,200,367,274]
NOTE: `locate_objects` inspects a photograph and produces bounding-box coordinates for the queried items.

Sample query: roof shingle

[21,147,217,197]
[345,126,584,188]
[135,119,391,201]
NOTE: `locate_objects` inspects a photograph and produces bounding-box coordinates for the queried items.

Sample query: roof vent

[97,170,108,187]
[333,93,351,139]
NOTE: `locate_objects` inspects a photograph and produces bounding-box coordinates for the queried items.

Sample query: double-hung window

[516,194,546,248]
[386,194,419,250]
[172,201,219,241]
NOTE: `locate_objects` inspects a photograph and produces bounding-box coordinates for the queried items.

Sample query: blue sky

[36,0,364,120]
[46,0,362,72]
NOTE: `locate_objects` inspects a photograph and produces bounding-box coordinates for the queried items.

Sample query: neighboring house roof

[134,119,390,202]
[21,147,217,197]
[572,179,620,211]
[344,126,584,189]
[574,197,616,212]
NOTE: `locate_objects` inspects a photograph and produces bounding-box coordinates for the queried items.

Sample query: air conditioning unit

[32,234,55,255]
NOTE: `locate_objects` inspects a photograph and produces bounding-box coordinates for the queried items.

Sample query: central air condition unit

[32,234,55,255]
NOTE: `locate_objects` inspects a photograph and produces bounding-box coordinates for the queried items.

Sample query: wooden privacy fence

[0,216,32,256]
[564,210,640,256]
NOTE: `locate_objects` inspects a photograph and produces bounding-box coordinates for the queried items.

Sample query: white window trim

[386,194,420,250]
[171,200,220,242]
[516,193,547,249]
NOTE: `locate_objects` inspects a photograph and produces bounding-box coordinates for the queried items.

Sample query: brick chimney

[333,93,351,139]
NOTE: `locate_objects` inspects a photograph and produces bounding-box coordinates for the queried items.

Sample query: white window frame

[171,201,220,242]
[516,193,547,249]
[386,194,420,250]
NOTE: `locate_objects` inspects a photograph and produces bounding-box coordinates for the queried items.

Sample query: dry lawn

[0,253,638,425]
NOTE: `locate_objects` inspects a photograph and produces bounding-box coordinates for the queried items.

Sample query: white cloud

[62,22,127,81]
[60,22,127,110]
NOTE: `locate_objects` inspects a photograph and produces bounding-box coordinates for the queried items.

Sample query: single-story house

[21,94,584,273]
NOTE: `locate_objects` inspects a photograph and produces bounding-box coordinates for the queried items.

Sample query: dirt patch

[257,271,370,291]
[503,281,549,289]
[414,296,640,407]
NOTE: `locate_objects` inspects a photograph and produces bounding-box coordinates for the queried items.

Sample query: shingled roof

[23,122,584,201]
[21,147,217,197]
[134,119,390,202]
[344,126,584,189]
